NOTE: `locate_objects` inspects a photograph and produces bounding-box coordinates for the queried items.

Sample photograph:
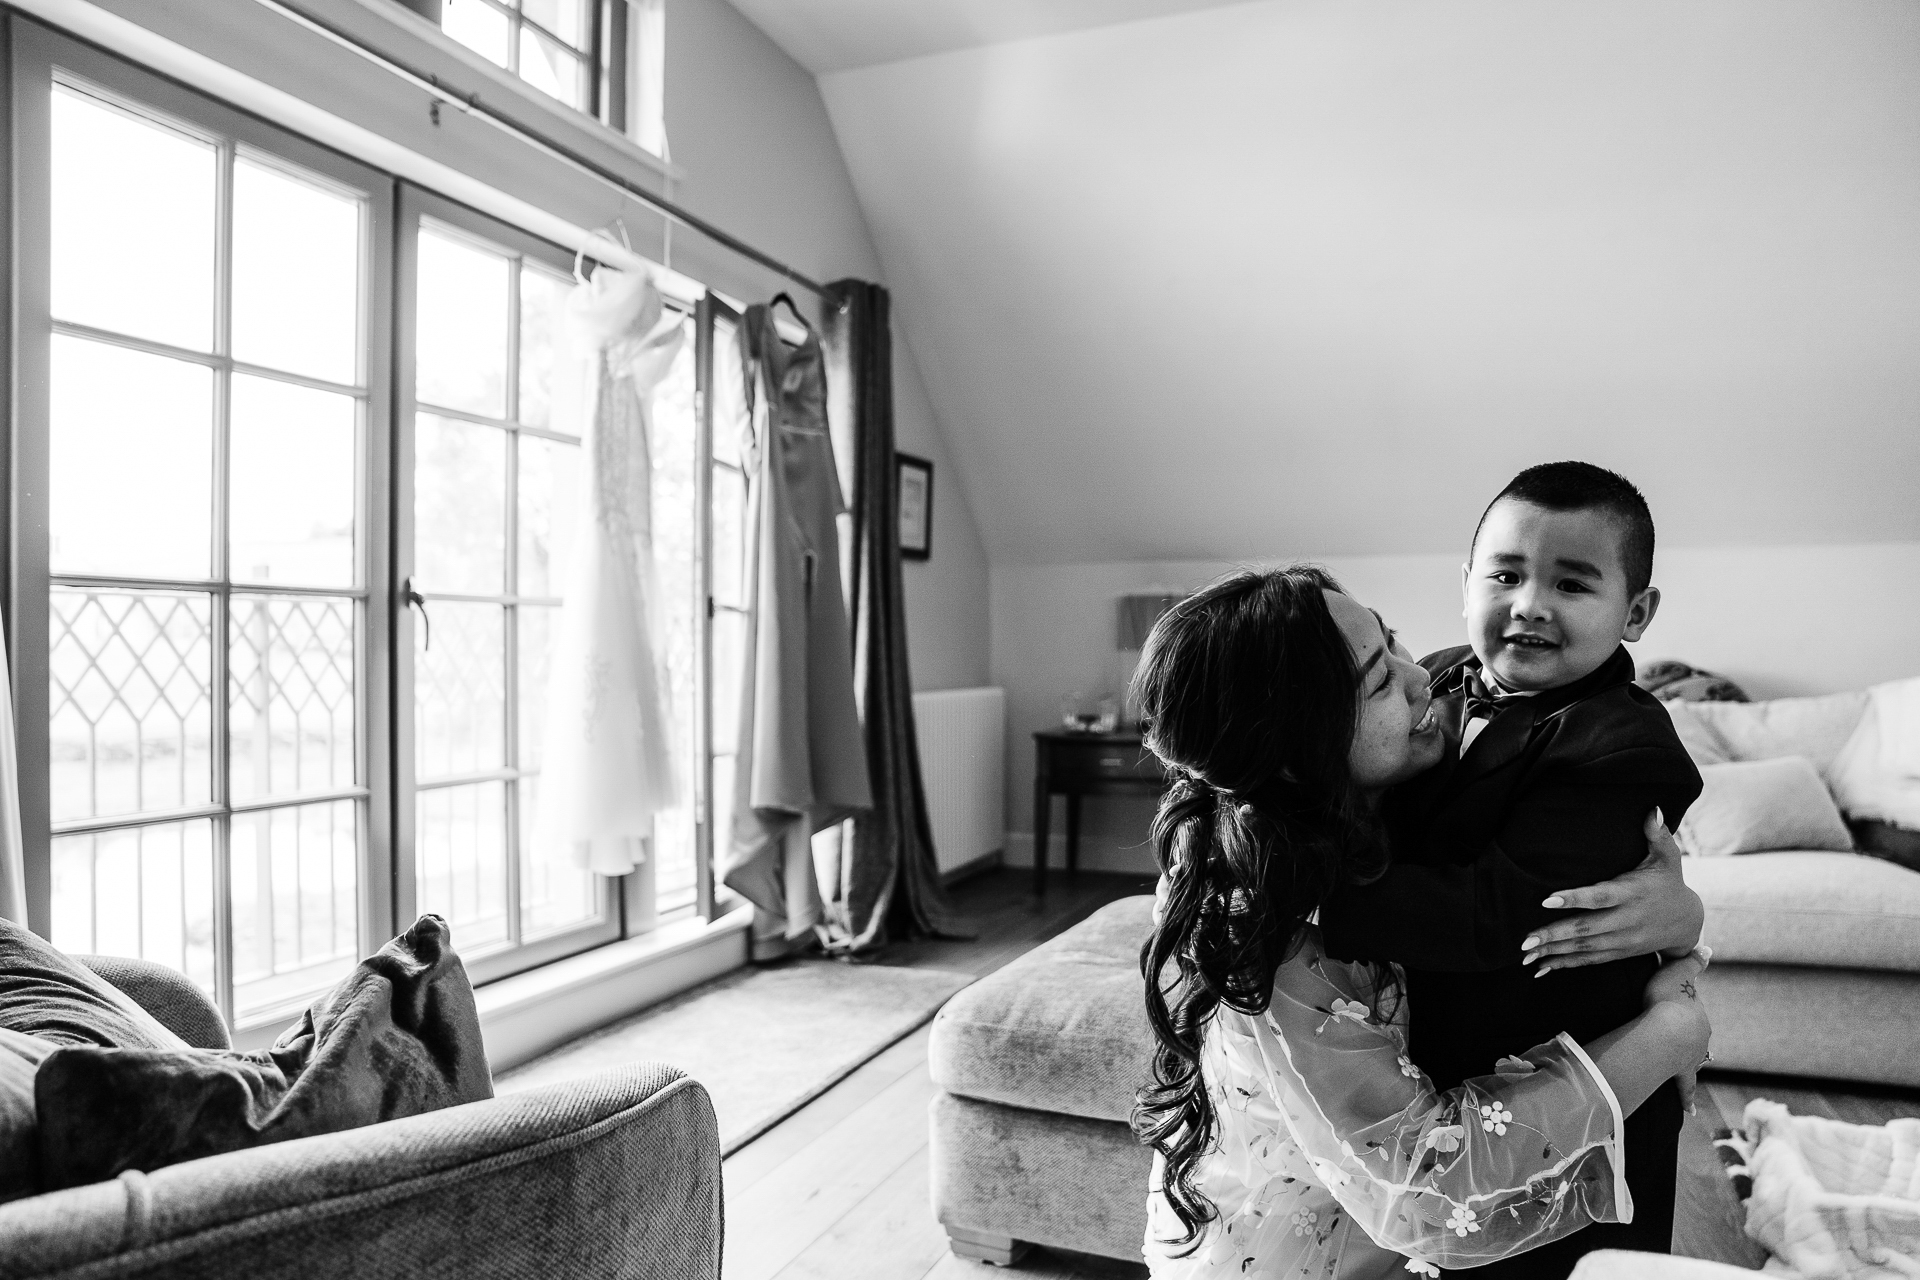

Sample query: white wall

[996,542,1920,873]
[666,0,991,690]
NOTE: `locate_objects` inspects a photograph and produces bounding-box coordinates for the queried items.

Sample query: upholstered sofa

[0,956,723,1280]
[1665,686,1920,1089]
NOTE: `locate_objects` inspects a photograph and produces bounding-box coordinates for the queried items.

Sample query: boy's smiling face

[1463,498,1661,691]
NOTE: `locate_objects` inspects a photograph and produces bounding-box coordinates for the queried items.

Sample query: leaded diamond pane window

[44,80,374,1028]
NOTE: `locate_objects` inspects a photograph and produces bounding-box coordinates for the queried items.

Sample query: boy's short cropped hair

[1470,461,1656,594]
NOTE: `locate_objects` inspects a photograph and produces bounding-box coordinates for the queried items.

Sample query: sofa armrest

[78,955,230,1050]
[0,1063,721,1280]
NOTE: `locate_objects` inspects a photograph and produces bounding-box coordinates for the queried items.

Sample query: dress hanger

[573,220,637,285]
[769,292,810,327]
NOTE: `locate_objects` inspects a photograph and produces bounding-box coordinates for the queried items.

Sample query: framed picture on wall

[897,452,933,561]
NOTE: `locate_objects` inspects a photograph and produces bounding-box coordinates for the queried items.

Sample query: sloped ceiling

[719,0,1257,74]
[738,0,1920,565]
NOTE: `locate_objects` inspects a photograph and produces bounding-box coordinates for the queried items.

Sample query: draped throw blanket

[32,914,491,1190]
[539,267,683,877]
[817,281,968,953]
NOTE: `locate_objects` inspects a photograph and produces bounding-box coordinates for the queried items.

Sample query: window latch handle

[404,577,431,651]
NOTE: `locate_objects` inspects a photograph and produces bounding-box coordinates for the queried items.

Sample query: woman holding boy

[1134,565,1710,1279]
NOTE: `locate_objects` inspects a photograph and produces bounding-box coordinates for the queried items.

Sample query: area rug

[494,959,973,1154]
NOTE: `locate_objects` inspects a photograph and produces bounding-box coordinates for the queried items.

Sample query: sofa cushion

[1662,702,1733,767]
[1679,691,1870,778]
[1677,758,1854,858]
[0,918,190,1051]
[1682,851,1920,971]
[930,896,1155,1124]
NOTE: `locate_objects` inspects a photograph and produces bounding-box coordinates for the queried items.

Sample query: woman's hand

[1520,809,1704,976]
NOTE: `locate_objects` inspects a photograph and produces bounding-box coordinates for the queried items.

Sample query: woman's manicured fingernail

[1521,936,1540,952]
[1534,965,1553,978]
[1542,896,1565,909]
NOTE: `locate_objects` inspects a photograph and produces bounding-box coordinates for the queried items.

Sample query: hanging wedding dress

[537,267,683,876]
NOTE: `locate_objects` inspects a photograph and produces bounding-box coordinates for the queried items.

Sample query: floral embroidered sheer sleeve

[1147,926,1628,1279]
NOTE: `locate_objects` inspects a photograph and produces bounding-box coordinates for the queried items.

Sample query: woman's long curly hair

[1130,566,1394,1251]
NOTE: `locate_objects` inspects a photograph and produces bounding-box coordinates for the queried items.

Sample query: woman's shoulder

[1279,925,1401,1012]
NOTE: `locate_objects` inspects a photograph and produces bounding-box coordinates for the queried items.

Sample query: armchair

[0,956,722,1280]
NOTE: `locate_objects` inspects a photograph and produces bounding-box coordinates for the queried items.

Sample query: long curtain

[817,280,969,953]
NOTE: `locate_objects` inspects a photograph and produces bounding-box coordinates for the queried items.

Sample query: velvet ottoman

[928,896,1157,1265]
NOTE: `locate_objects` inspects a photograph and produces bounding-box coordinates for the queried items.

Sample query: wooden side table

[1031,729,1167,896]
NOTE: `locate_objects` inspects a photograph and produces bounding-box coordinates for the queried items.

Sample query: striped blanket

[1714,1100,1920,1278]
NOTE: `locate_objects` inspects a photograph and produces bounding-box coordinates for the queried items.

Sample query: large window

[25,54,391,1027]
[9,21,735,1035]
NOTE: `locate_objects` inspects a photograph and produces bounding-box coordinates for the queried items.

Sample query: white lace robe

[1145,926,1632,1279]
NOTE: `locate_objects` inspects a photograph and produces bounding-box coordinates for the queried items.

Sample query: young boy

[1321,461,1704,1277]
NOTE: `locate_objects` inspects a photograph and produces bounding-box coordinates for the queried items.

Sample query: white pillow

[1661,701,1732,768]
[1683,690,1870,778]
[1829,677,1920,829]
[1678,757,1855,858]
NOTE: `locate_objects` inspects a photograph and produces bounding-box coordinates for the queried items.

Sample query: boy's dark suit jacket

[1320,644,1703,1279]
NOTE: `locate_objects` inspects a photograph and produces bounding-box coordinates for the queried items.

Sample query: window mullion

[503,259,523,949]
[209,138,239,1026]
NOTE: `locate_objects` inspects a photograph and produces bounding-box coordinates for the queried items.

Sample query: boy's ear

[1621,586,1662,642]
[1459,563,1470,618]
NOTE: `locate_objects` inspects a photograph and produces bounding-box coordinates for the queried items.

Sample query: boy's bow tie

[1462,670,1528,723]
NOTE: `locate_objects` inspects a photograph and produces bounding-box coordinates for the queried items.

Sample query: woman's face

[1324,590,1444,791]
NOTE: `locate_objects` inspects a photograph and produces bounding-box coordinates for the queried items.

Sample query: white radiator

[912,686,1006,875]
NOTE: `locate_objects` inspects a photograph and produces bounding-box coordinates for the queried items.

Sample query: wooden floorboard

[705,867,1920,1277]
[723,1027,931,1199]
[722,1058,938,1280]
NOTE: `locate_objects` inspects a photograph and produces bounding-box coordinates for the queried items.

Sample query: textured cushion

[1680,690,1870,777]
[35,914,492,1191]
[0,1029,54,1204]
[1682,851,1920,971]
[1829,677,1920,829]
[80,954,230,1051]
[930,896,1155,1123]
[1677,757,1854,857]
[0,918,189,1051]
